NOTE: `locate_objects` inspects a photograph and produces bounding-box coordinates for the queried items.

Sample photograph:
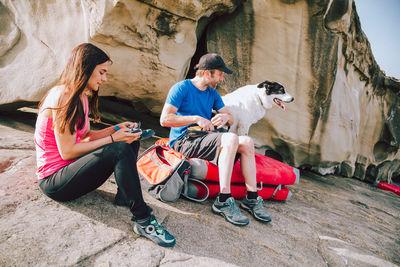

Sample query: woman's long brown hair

[39,43,111,134]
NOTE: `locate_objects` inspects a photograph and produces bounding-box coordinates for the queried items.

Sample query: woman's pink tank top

[34,96,89,179]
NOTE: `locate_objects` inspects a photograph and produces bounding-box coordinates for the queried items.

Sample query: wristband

[114,125,120,131]
[110,134,114,143]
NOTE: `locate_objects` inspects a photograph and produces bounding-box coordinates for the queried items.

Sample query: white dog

[221,80,294,135]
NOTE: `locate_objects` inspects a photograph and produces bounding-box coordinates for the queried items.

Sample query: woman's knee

[107,142,135,159]
[221,133,239,150]
[130,141,140,153]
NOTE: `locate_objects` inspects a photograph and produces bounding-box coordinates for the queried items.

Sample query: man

[160,53,271,226]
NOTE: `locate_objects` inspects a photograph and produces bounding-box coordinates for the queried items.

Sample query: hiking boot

[240,196,272,223]
[212,197,249,226]
[132,214,176,247]
[139,129,155,140]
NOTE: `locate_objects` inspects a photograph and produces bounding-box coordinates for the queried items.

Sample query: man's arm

[211,106,234,129]
[160,103,215,131]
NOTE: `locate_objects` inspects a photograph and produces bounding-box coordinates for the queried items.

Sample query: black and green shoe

[132,215,176,247]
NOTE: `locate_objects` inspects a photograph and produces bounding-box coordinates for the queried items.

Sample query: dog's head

[257,80,294,110]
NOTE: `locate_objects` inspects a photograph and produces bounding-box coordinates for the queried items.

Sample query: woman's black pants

[39,141,151,219]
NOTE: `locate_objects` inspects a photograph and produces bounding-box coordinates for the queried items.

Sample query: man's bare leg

[238,136,257,192]
[218,133,239,193]
[235,136,271,222]
[214,133,261,226]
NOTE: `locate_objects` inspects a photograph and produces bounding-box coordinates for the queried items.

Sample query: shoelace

[227,199,241,215]
[253,198,265,212]
[150,219,164,235]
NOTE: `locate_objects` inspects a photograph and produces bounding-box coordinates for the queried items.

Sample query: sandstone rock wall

[0,0,399,182]
[0,0,87,103]
[0,0,239,111]
[206,0,400,182]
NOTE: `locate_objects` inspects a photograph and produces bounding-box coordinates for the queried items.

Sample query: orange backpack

[137,144,209,202]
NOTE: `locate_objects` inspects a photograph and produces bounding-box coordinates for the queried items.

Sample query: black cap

[196,53,233,74]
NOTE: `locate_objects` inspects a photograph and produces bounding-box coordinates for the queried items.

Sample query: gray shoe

[240,196,272,223]
[212,197,249,226]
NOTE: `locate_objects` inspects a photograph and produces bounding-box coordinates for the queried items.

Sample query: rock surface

[0,116,399,266]
[0,0,399,180]
[207,0,400,181]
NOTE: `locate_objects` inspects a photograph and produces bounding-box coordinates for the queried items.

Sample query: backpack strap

[181,176,209,202]
[267,184,282,200]
[137,144,160,160]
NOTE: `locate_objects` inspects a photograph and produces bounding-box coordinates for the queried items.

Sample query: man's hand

[196,116,215,131]
[211,113,229,129]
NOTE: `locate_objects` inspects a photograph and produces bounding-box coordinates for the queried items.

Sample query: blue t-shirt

[166,79,225,146]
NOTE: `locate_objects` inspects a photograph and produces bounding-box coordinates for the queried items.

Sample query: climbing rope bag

[137,144,209,202]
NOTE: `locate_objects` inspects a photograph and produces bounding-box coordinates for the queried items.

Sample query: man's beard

[208,81,218,89]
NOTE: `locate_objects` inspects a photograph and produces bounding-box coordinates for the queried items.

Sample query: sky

[355,0,400,78]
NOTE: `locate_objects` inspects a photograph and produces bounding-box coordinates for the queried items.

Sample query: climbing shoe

[132,214,176,247]
[139,129,155,140]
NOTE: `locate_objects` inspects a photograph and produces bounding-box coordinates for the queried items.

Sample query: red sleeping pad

[375,182,400,196]
[187,154,299,201]
[187,181,292,201]
[189,153,299,185]
[155,138,299,201]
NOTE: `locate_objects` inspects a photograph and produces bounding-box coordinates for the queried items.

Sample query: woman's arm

[81,122,139,142]
[45,88,141,160]
[54,111,141,160]
[54,125,141,160]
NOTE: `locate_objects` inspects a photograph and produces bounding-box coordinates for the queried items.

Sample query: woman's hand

[116,121,140,129]
[112,121,141,143]
[112,128,142,143]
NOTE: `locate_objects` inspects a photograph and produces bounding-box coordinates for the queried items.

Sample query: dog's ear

[266,81,277,95]
[257,80,271,88]
[268,82,286,95]
[265,84,272,95]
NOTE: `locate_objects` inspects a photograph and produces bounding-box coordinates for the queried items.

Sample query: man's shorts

[173,132,223,165]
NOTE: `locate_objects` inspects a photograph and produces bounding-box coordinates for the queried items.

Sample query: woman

[34,43,175,247]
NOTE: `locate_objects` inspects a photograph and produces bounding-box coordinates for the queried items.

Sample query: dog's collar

[258,93,265,109]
